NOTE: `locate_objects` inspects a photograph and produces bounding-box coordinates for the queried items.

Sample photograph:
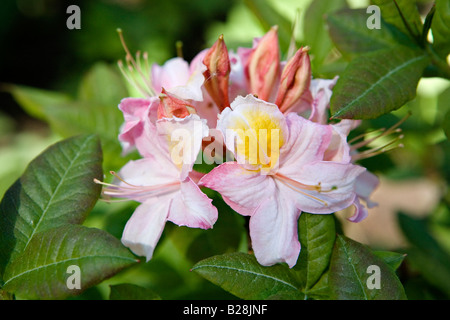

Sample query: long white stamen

[116,28,156,97]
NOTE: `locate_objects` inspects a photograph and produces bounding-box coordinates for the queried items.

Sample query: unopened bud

[158,88,197,119]
[246,26,280,101]
[275,47,313,113]
[203,35,231,111]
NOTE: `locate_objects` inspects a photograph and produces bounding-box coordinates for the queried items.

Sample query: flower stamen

[349,113,409,161]
[117,28,155,97]
[94,172,180,201]
[274,173,329,206]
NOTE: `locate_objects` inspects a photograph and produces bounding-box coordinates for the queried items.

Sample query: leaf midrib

[334,53,426,117]
[192,264,299,291]
[22,137,93,252]
[3,254,137,287]
[338,236,368,300]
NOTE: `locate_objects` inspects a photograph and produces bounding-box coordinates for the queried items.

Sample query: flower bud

[202,35,231,111]
[275,47,313,113]
[246,26,280,101]
[158,88,197,119]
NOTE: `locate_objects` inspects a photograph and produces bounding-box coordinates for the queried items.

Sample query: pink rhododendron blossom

[98,112,217,261]
[104,27,401,268]
[200,95,366,267]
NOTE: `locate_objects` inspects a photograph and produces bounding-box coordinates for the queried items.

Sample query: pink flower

[199,95,366,267]
[98,111,218,261]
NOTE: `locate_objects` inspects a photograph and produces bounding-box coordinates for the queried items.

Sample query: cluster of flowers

[98,27,382,268]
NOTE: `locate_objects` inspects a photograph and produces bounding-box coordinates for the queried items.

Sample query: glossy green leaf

[109,283,161,300]
[303,0,347,67]
[327,8,413,59]
[192,252,303,300]
[9,63,130,171]
[372,0,423,41]
[243,0,293,51]
[305,271,330,300]
[444,109,450,140]
[431,0,450,59]
[5,84,72,121]
[373,250,406,271]
[2,225,138,299]
[398,213,450,297]
[0,134,103,277]
[330,45,430,119]
[295,213,335,291]
[329,235,407,300]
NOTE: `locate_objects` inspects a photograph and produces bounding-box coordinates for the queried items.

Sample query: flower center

[229,108,285,172]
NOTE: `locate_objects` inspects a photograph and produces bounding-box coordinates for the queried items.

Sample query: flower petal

[348,197,368,223]
[118,97,159,156]
[115,157,180,202]
[199,162,275,216]
[308,77,337,125]
[354,170,379,208]
[121,197,171,261]
[277,113,332,175]
[156,114,209,180]
[249,193,301,268]
[278,161,366,214]
[168,177,218,229]
[151,57,191,93]
[218,95,289,172]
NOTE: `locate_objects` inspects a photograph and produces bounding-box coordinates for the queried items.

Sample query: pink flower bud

[202,35,231,111]
[246,26,280,101]
[275,47,313,113]
[157,88,197,119]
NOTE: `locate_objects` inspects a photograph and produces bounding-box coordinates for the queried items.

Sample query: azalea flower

[96,89,217,261]
[200,95,366,267]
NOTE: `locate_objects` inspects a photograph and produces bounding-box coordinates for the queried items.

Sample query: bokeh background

[1,0,449,299]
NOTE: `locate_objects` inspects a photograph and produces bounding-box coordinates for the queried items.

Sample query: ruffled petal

[118,97,159,156]
[278,161,366,214]
[114,158,180,202]
[168,177,218,229]
[277,113,332,174]
[121,197,171,261]
[151,57,191,93]
[156,114,209,180]
[249,193,301,268]
[199,162,275,216]
[348,196,368,223]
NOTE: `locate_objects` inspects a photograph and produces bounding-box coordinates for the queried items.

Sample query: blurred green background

[0,0,449,299]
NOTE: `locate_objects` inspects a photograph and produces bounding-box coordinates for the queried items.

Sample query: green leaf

[303,0,347,67]
[372,0,423,41]
[5,84,72,121]
[431,0,450,59]
[2,225,138,299]
[373,250,406,271]
[306,271,330,300]
[0,134,103,277]
[330,45,430,119]
[327,8,413,59]
[243,0,293,52]
[109,283,161,300]
[77,62,129,107]
[191,252,303,300]
[444,109,450,140]
[329,235,407,300]
[398,213,450,297]
[295,213,335,291]
[9,63,130,172]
